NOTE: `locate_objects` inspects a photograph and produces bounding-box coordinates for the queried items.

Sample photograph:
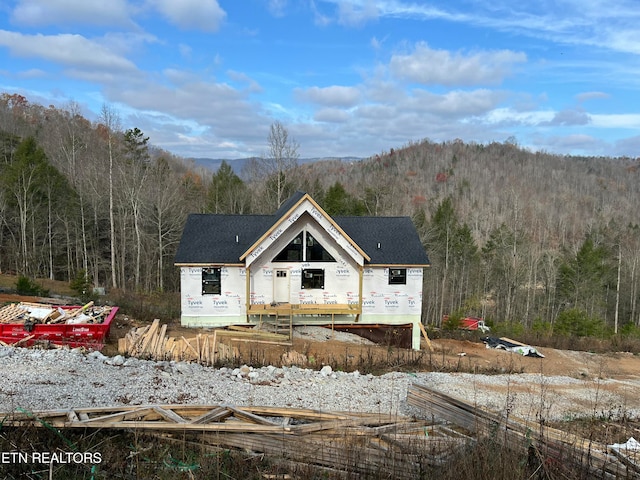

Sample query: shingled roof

[174,193,430,266]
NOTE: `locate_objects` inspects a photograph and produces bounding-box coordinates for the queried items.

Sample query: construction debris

[481,336,545,357]
[2,404,463,479]
[118,319,240,364]
[407,381,639,478]
[0,301,117,349]
[0,301,110,325]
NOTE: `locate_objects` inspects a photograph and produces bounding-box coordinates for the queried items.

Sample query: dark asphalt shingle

[174,194,430,266]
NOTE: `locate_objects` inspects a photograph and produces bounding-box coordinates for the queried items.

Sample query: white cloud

[0,30,137,72]
[227,70,263,93]
[153,0,226,32]
[544,133,602,151]
[267,0,288,17]
[17,68,47,78]
[314,108,351,123]
[103,70,269,146]
[295,85,361,107]
[11,0,133,27]
[576,91,610,103]
[410,89,506,118]
[485,108,554,126]
[614,135,640,157]
[591,113,640,129]
[544,108,591,126]
[336,0,379,26]
[389,42,526,87]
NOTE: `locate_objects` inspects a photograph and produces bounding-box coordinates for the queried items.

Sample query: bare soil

[5,290,640,428]
[3,291,639,380]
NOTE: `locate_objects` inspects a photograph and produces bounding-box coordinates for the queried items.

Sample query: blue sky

[1,0,639,160]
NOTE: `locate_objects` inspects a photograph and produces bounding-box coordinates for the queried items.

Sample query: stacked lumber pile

[118,319,238,364]
[4,404,461,479]
[407,382,639,478]
[0,301,110,325]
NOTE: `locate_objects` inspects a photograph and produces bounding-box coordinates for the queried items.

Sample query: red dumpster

[0,304,118,350]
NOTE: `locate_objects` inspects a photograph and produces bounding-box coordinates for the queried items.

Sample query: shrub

[531,319,553,336]
[15,276,49,296]
[69,269,96,302]
[443,314,463,331]
[620,322,640,339]
[491,321,525,338]
[554,308,606,338]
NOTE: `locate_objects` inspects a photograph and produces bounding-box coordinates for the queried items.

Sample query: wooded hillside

[1,93,638,332]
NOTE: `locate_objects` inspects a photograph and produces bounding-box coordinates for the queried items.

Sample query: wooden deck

[246,303,361,338]
[247,303,361,316]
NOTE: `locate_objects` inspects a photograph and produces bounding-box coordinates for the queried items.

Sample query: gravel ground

[2,340,639,423]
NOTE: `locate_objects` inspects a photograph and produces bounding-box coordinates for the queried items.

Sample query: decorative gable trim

[240,193,369,267]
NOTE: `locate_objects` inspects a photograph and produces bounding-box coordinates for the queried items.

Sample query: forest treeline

[1,93,639,333]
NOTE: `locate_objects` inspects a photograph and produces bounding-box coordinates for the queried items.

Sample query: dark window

[274,231,336,262]
[301,268,324,289]
[389,268,407,285]
[274,232,303,262]
[202,267,221,294]
[306,232,336,262]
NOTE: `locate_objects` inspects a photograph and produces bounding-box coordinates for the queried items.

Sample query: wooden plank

[226,406,282,426]
[211,331,217,364]
[406,382,625,477]
[191,406,232,424]
[13,335,35,347]
[181,336,199,358]
[228,337,292,346]
[418,321,432,351]
[212,328,289,341]
[79,407,157,424]
[153,406,187,424]
[131,320,154,355]
[154,324,167,357]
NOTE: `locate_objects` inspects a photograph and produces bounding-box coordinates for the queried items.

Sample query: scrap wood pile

[119,319,293,365]
[118,319,235,364]
[4,404,467,479]
[407,382,640,479]
[0,301,110,327]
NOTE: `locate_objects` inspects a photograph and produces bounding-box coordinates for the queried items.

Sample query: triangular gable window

[305,232,335,262]
[273,230,336,262]
[273,232,303,261]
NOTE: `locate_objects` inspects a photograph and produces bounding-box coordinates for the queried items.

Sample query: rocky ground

[2,292,640,427]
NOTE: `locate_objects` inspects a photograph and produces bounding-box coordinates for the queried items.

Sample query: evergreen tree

[322,182,365,216]
[1,137,50,274]
[207,161,247,213]
[556,234,614,319]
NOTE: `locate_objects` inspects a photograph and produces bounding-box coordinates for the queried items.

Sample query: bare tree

[263,121,299,208]
[98,104,121,289]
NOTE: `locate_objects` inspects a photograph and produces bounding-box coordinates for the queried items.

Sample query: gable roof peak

[273,191,308,217]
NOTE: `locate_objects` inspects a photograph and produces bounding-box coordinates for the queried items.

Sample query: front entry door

[273,269,290,304]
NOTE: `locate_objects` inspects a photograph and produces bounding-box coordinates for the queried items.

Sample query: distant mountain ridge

[187,156,363,173]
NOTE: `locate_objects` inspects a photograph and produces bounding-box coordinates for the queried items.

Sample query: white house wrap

[174,192,430,349]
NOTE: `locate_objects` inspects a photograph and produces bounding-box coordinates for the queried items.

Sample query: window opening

[389,268,407,285]
[202,267,221,294]
[306,232,336,262]
[301,268,324,289]
[274,230,336,262]
[274,232,303,261]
